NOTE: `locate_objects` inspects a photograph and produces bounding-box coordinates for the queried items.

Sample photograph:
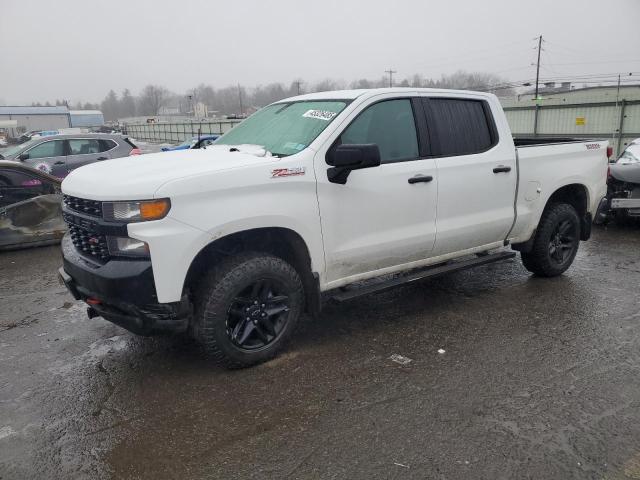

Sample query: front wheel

[193,252,304,368]
[521,203,581,277]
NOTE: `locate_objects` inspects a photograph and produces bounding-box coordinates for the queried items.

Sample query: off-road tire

[193,252,304,368]
[521,203,581,277]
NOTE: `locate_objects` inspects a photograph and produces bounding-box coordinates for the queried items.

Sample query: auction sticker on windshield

[303,110,337,121]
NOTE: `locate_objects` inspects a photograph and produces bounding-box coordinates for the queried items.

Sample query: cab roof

[277,87,494,103]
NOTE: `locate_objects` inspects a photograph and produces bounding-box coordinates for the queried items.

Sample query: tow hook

[87,307,99,319]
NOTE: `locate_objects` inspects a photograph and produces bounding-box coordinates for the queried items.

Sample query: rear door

[421,96,517,255]
[314,96,438,284]
[65,138,112,173]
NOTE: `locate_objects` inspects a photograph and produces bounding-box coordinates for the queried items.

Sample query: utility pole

[613,74,621,146]
[533,35,542,102]
[385,68,397,88]
[533,35,543,136]
[237,83,243,116]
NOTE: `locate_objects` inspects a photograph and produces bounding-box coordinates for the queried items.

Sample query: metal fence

[122,120,242,144]
[503,99,640,156]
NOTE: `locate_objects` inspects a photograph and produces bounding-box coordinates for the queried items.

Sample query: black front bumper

[59,234,190,336]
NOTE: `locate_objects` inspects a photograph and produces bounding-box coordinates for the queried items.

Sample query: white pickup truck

[59,88,609,367]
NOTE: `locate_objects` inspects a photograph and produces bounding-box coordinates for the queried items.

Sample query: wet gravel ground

[1,225,640,480]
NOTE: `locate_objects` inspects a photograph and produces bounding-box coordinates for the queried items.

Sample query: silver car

[0,133,140,178]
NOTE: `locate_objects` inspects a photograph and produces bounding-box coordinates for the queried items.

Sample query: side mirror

[18,153,29,161]
[327,144,381,184]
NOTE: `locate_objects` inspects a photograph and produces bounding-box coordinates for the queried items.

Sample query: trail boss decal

[302,110,337,121]
[585,143,601,150]
[271,167,306,178]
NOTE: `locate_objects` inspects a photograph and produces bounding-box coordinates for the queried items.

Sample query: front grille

[68,224,110,263]
[63,195,103,217]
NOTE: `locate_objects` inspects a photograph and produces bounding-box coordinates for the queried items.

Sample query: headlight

[102,199,171,223]
[107,236,149,257]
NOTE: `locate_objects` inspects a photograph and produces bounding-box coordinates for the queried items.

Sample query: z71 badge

[271,167,306,178]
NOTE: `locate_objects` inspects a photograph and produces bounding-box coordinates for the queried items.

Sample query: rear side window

[98,139,117,152]
[424,98,495,156]
[68,139,101,155]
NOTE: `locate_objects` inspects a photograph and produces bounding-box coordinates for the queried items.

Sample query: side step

[330,251,516,303]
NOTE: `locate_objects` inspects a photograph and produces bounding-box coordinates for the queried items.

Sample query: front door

[314,97,438,286]
[22,139,67,178]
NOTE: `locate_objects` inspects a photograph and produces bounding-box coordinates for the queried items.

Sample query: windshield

[1,139,39,158]
[215,100,348,156]
[177,138,197,148]
[618,145,640,164]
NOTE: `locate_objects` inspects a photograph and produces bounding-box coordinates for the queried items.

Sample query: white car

[58,88,609,367]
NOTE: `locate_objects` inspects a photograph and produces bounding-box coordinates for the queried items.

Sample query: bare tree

[101,90,119,121]
[138,85,169,116]
[428,70,514,95]
[349,78,373,89]
[120,89,136,118]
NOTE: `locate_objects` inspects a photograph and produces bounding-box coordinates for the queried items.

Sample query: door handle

[53,161,65,165]
[493,166,511,173]
[97,157,108,160]
[408,175,433,184]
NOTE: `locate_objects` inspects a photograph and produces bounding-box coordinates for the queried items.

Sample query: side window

[98,139,117,152]
[69,139,101,155]
[26,140,65,159]
[339,99,419,163]
[424,98,495,156]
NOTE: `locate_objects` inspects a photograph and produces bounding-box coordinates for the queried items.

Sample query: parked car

[58,88,608,368]
[597,139,640,224]
[0,161,65,250]
[0,134,141,178]
[161,134,220,152]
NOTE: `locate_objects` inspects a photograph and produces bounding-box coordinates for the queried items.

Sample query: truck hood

[61,147,276,200]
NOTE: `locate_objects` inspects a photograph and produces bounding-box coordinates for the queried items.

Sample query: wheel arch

[513,182,591,253]
[545,183,591,241]
[183,227,321,317]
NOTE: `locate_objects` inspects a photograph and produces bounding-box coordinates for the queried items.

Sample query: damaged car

[598,140,640,224]
[0,161,65,250]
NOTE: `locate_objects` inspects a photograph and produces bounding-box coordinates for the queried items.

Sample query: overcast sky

[2,0,639,104]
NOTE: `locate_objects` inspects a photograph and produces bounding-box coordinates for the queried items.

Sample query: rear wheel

[193,252,304,368]
[521,203,581,277]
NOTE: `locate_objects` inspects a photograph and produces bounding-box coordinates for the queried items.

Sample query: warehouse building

[0,106,105,138]
[0,106,71,138]
[500,84,640,156]
[69,110,104,128]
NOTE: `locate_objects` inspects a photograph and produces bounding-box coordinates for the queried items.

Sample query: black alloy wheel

[227,279,291,350]
[548,219,577,265]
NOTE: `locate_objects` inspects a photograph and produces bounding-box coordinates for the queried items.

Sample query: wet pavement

[1,225,640,479]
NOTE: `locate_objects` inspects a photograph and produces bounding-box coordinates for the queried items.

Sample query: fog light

[107,236,149,257]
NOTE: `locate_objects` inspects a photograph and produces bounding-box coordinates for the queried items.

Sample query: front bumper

[59,234,191,335]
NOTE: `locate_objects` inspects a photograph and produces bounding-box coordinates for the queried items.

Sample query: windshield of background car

[618,145,640,164]
[1,139,39,158]
[215,100,349,156]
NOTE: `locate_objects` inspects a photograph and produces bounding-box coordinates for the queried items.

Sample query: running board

[330,251,516,303]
